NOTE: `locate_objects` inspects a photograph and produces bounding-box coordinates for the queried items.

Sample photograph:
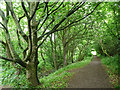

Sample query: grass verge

[101,55,120,88]
[39,56,93,88]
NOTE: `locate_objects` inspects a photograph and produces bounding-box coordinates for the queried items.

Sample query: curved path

[68,56,112,88]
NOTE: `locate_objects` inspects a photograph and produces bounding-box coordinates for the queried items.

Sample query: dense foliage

[0,1,119,88]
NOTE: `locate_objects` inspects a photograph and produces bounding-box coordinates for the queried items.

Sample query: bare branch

[21,0,30,19]
[40,48,46,64]
[37,15,49,32]
[36,2,86,41]
[6,4,9,23]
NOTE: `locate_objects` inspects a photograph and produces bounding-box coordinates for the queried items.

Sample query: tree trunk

[71,50,74,63]
[63,45,67,66]
[50,34,57,70]
[78,50,82,61]
[62,32,67,66]
[26,2,40,86]
[26,62,40,86]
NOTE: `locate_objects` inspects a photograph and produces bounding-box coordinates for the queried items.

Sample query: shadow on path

[67,55,112,88]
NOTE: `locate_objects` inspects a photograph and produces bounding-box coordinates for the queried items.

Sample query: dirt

[67,56,112,88]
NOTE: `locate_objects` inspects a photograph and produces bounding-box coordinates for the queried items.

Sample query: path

[68,56,112,88]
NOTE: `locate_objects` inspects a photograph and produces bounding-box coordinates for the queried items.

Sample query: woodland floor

[67,56,112,88]
[0,56,113,89]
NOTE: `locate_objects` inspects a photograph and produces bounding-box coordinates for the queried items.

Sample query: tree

[0,1,101,86]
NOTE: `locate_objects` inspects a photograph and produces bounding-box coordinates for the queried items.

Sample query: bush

[101,55,119,74]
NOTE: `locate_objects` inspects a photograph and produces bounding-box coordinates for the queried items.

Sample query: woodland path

[67,56,112,88]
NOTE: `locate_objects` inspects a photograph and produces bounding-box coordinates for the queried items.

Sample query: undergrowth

[39,56,93,88]
[101,55,120,88]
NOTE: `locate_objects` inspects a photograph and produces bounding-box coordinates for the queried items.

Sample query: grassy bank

[101,55,120,88]
[39,56,93,88]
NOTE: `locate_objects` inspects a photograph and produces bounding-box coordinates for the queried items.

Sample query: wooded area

[0,1,119,88]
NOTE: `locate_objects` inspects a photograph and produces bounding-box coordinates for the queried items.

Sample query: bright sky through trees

[91,51,97,55]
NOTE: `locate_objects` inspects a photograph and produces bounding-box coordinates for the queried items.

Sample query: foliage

[0,1,119,88]
[1,61,29,88]
[101,55,120,88]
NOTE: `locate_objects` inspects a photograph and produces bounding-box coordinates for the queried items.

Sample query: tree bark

[25,2,40,86]
[26,62,40,86]
[63,44,67,66]
[62,30,67,66]
[50,34,57,70]
[71,50,74,63]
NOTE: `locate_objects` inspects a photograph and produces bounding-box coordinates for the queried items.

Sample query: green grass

[101,55,120,88]
[39,56,93,88]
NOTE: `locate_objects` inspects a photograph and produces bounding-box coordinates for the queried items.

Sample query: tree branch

[64,24,86,47]
[37,34,49,49]
[0,40,6,46]
[0,22,9,33]
[0,56,14,62]
[36,1,64,32]
[21,0,30,19]
[48,1,59,13]
[57,2,101,32]
[102,19,118,38]
[16,30,23,49]
[0,56,26,68]
[37,2,101,46]
[37,18,55,41]
[30,2,40,21]
[36,2,87,41]
[18,14,25,22]
[5,2,28,43]
[0,9,5,21]
[49,1,64,15]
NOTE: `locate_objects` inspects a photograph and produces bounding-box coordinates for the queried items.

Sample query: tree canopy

[0,1,119,88]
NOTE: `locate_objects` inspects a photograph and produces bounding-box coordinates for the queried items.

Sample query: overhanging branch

[0,56,26,68]
[0,56,14,62]
[0,40,6,46]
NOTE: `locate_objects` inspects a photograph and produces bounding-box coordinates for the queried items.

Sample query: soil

[67,55,112,88]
